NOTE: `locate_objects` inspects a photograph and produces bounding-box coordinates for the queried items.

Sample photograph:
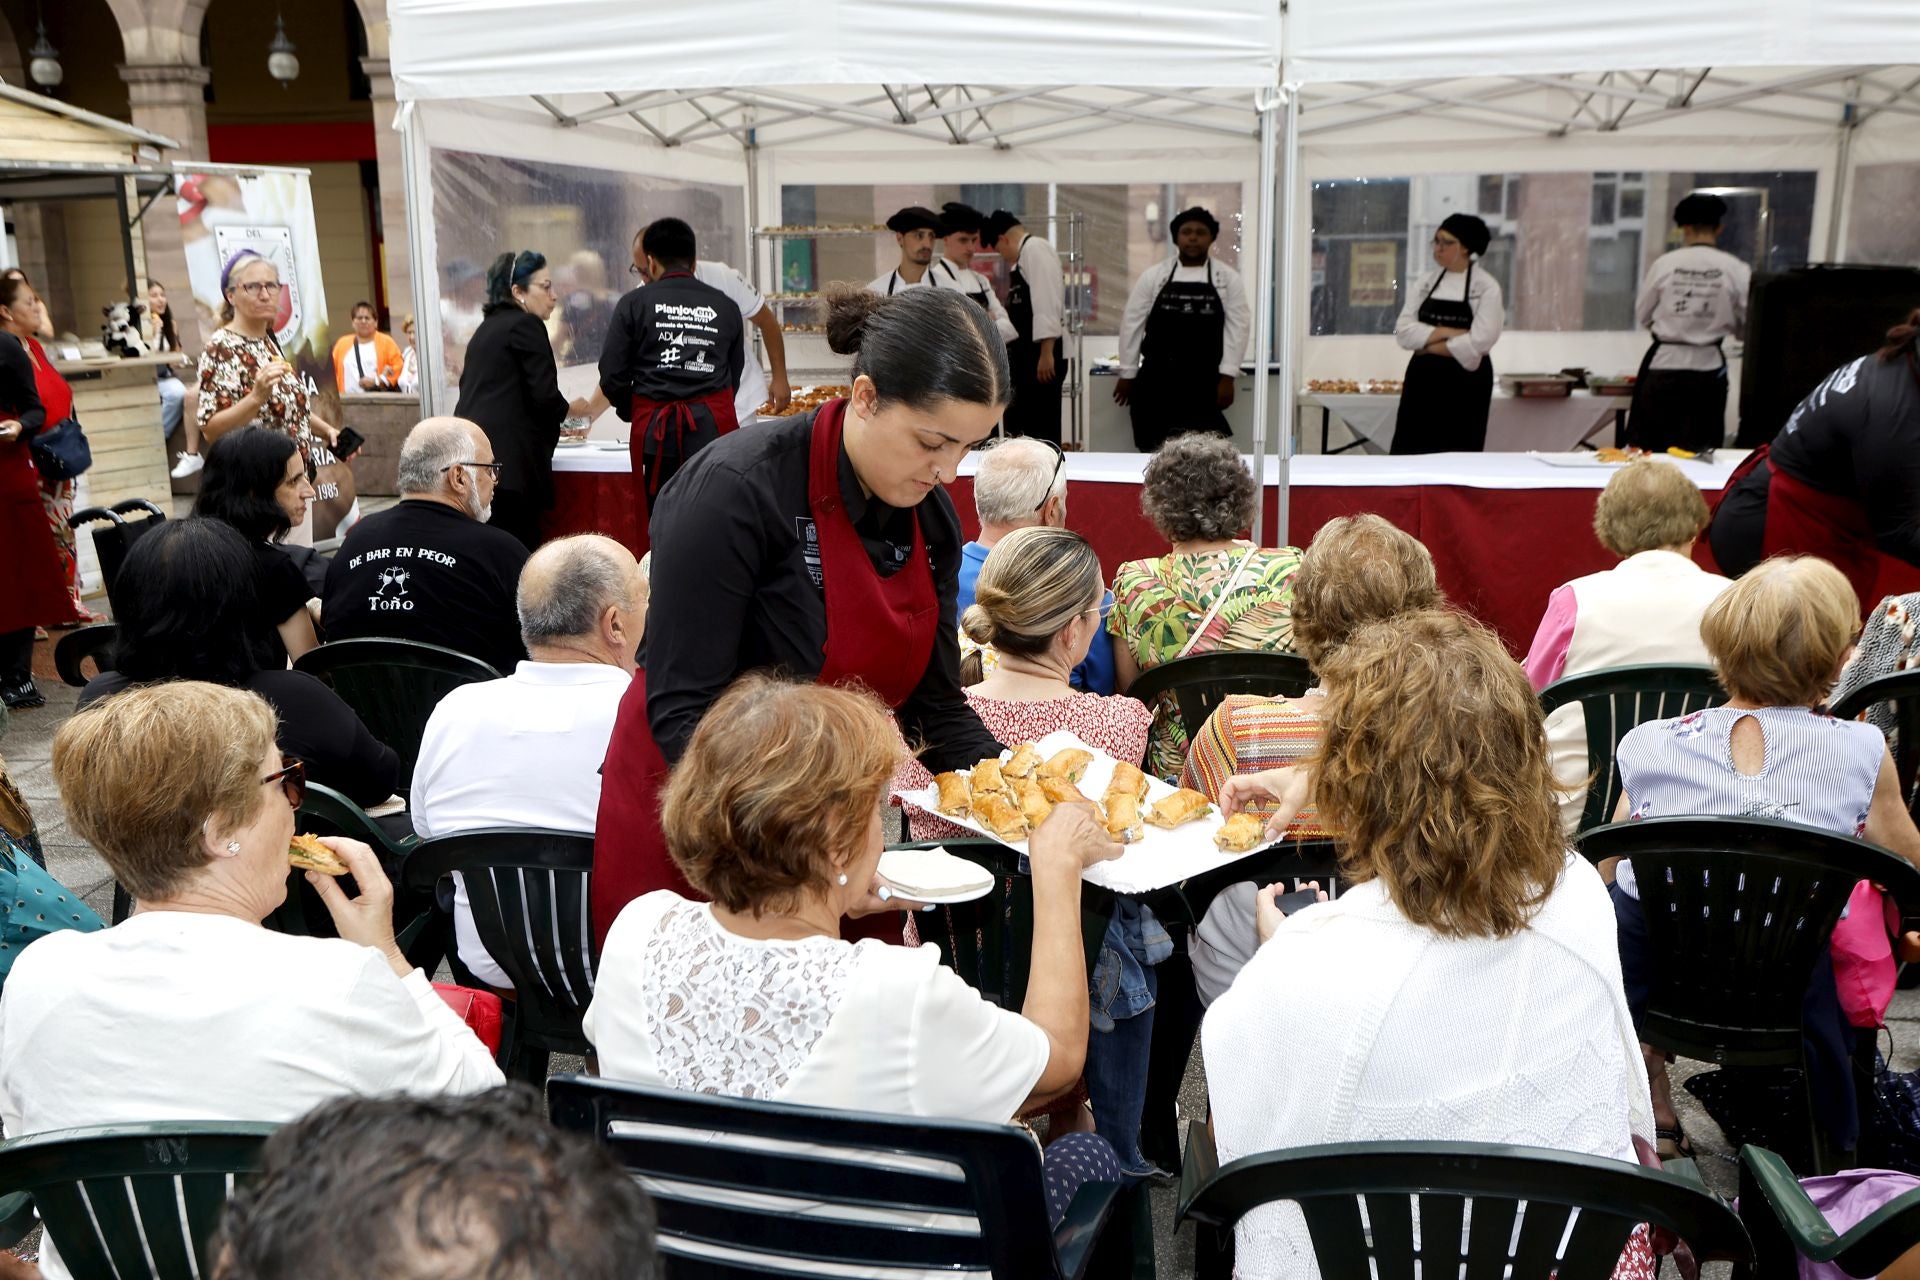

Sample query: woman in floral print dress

[1105,433,1301,780]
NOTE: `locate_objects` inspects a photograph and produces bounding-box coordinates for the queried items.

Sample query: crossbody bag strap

[1176,547,1257,660]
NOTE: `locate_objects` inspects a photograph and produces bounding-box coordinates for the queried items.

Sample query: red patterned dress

[894,690,1152,841]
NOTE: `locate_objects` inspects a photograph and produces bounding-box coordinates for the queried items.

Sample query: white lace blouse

[586,892,1049,1121]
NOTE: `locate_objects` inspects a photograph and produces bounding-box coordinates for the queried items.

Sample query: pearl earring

[226,841,241,854]
[836,873,849,886]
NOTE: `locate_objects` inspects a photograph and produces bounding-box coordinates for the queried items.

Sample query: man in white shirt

[411,533,647,988]
[628,226,791,421]
[1113,206,1251,452]
[866,205,942,297]
[985,209,1068,444]
[1628,192,1751,452]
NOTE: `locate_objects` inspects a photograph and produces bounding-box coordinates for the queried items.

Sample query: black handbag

[1862,1039,1920,1175]
[30,415,92,481]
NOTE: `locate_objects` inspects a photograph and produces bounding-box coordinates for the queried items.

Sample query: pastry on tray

[969,791,1028,842]
[1003,742,1040,778]
[1214,812,1267,853]
[1147,788,1212,829]
[1107,761,1149,803]
[934,771,971,816]
[1103,790,1144,842]
[1039,776,1092,807]
[1013,775,1051,828]
[971,758,1010,795]
[1036,748,1094,783]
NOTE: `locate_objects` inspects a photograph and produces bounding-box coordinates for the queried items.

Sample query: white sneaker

[170,451,204,478]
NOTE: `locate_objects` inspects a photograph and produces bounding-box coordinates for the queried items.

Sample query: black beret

[885,206,942,235]
[982,210,1022,248]
[1438,212,1492,258]
[1169,206,1220,238]
[938,201,985,235]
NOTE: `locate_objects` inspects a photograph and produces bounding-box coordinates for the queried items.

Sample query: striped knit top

[1614,704,1883,898]
[1179,694,1333,838]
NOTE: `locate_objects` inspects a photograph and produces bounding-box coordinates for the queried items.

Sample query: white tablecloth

[554,443,1743,492]
[1303,392,1624,454]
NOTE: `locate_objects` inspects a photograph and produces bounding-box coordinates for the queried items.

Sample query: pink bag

[1831,880,1899,1030]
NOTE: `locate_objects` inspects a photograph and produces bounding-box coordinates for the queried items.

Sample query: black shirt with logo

[321,500,530,675]
[598,273,745,411]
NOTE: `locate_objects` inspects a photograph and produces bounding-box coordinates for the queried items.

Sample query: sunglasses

[263,758,306,810]
[1034,439,1065,513]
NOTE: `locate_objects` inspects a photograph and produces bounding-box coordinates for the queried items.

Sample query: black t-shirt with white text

[598,272,746,412]
[321,500,530,675]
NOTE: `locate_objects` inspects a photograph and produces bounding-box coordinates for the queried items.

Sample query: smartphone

[333,427,366,460]
[1275,887,1322,916]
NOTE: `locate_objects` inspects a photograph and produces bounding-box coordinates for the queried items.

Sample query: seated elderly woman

[78,518,400,810]
[0,682,501,1279]
[1612,555,1920,1163]
[1178,514,1442,1004]
[896,526,1161,1176]
[1205,609,1657,1280]
[194,426,321,665]
[1107,432,1302,779]
[588,674,1124,1227]
[1524,459,1731,830]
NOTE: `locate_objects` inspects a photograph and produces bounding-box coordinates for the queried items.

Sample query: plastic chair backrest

[68,500,165,595]
[405,828,595,1051]
[892,840,1113,1011]
[0,1122,274,1280]
[1124,651,1316,742]
[1576,816,1920,1064]
[547,1074,1087,1279]
[1832,668,1920,821]
[52,622,117,689]
[291,638,501,785]
[1738,1143,1920,1278]
[1176,1134,1751,1278]
[1537,663,1727,831]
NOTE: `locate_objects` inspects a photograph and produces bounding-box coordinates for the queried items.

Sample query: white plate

[876,847,995,905]
[893,730,1266,895]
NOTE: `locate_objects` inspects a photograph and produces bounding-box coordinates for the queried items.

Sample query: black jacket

[453,307,572,507]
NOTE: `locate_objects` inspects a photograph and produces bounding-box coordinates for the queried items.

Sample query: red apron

[628,386,739,496]
[1728,444,1883,613]
[591,399,941,948]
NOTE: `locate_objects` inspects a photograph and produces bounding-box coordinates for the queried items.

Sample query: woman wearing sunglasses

[196,252,344,545]
[0,680,501,1280]
[77,518,399,813]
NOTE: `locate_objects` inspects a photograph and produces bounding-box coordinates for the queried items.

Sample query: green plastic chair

[1833,669,1920,822]
[291,638,501,785]
[548,1073,1123,1280]
[1736,1144,1920,1278]
[1578,816,1920,1174]
[0,1122,275,1279]
[403,827,596,1083]
[891,839,1114,1011]
[1177,1122,1751,1279]
[1537,662,1727,831]
[1124,651,1316,742]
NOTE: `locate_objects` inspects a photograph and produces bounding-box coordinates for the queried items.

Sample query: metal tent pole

[1248,88,1280,545]
[1274,83,1302,546]
[397,102,443,417]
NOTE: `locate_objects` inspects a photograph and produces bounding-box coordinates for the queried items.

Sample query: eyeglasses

[443,461,503,476]
[1034,439,1065,513]
[262,758,306,810]
[234,281,283,298]
[1430,234,1460,248]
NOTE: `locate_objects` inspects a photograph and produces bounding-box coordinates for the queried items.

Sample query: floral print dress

[1107,544,1302,780]
[196,327,317,467]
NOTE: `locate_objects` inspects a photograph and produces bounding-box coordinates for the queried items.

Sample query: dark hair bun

[825,288,886,355]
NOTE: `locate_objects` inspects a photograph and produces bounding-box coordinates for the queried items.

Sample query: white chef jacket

[1116,257,1252,379]
[411,660,631,988]
[1012,234,1067,343]
[866,259,1018,344]
[1394,267,1505,372]
[1635,244,1751,373]
[692,259,772,420]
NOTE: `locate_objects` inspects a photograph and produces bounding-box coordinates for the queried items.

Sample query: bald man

[321,417,532,675]
[411,534,646,987]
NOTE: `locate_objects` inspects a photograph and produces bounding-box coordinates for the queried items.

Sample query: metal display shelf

[754,226,886,239]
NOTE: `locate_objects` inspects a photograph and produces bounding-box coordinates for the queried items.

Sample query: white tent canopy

[388,0,1920,538]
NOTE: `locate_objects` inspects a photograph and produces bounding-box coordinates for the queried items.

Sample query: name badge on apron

[796,516,823,588]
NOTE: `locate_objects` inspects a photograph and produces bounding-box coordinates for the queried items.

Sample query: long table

[548,446,1920,655]
[1301,391,1623,454]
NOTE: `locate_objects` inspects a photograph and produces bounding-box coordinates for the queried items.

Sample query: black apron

[1391,265,1494,455]
[882,271,917,296]
[1003,238,1064,445]
[1625,335,1728,452]
[1128,261,1229,452]
[934,259,993,311]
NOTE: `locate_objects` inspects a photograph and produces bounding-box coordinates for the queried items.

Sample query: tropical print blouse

[1108,544,1303,779]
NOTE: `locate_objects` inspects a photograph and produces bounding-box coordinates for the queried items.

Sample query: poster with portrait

[179,169,355,537]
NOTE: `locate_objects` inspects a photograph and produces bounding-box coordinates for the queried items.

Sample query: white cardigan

[1202,855,1653,1280]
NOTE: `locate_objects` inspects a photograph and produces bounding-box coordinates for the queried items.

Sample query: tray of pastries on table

[755,385,849,417]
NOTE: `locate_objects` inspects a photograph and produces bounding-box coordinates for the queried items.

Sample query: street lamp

[27,16,62,90]
[267,14,300,86]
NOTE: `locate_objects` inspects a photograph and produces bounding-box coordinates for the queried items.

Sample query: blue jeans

[157,373,185,440]
[1084,900,1171,1176]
